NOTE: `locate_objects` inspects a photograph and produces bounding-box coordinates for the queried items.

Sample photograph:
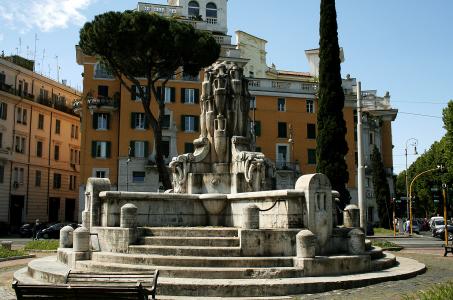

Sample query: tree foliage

[395,100,453,218]
[79,11,220,189]
[371,146,391,228]
[316,0,350,207]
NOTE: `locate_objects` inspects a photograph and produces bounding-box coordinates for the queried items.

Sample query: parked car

[411,220,420,234]
[36,223,79,239]
[435,224,453,240]
[430,217,445,236]
[19,223,33,238]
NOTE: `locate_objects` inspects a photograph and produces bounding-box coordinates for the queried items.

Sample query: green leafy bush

[402,281,453,300]
[0,247,27,258]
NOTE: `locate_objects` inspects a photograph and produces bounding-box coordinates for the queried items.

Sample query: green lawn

[371,240,400,249]
[23,240,59,251]
[0,247,27,259]
[373,227,395,235]
[402,281,453,300]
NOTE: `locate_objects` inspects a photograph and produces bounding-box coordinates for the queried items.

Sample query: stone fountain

[14,62,425,299]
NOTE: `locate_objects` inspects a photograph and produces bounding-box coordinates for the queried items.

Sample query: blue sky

[1,0,452,174]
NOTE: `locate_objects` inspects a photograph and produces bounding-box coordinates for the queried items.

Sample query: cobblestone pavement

[1,249,452,300]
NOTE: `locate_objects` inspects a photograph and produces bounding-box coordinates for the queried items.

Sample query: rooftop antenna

[55,55,60,82]
[33,33,38,71]
[41,49,46,74]
[18,38,22,56]
[26,46,30,59]
[48,64,51,78]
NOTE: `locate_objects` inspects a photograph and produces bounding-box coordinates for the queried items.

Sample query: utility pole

[357,81,366,232]
[443,183,448,246]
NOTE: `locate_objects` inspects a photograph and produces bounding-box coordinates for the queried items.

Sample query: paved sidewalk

[1,249,451,300]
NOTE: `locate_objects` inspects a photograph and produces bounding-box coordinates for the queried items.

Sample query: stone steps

[141,236,240,247]
[92,252,294,268]
[140,227,239,238]
[129,245,242,257]
[368,246,385,259]
[76,261,304,279]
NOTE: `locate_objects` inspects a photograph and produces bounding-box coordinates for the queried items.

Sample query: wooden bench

[12,269,159,300]
[444,244,453,256]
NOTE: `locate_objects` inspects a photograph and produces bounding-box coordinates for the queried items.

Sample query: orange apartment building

[75,0,397,224]
[0,55,81,229]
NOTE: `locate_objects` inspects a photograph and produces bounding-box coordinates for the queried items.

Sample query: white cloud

[0,0,93,32]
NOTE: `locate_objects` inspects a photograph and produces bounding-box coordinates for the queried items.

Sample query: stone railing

[248,78,318,95]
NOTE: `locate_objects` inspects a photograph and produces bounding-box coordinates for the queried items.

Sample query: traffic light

[432,186,440,204]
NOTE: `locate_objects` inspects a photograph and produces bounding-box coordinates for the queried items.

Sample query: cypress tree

[317,0,350,208]
[371,146,391,228]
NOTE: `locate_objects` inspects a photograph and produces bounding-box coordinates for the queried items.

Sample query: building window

[188,1,200,17]
[0,132,3,149]
[53,173,61,189]
[95,170,106,178]
[38,114,44,129]
[184,142,194,154]
[206,2,218,19]
[54,145,60,161]
[16,107,27,125]
[133,171,146,183]
[161,114,171,129]
[182,73,199,81]
[250,97,256,110]
[181,115,199,132]
[39,88,49,102]
[93,113,109,130]
[131,112,147,129]
[0,164,4,183]
[55,119,61,134]
[277,122,287,138]
[308,149,317,164]
[15,136,26,154]
[13,167,25,184]
[307,123,316,139]
[130,141,148,158]
[94,63,114,79]
[92,141,111,159]
[161,139,170,158]
[306,99,315,113]
[131,85,147,101]
[36,141,43,158]
[276,145,289,168]
[35,170,41,187]
[98,85,109,98]
[369,132,375,145]
[182,88,198,104]
[164,87,172,103]
[0,102,7,120]
[251,121,261,137]
[70,149,80,164]
[71,124,79,139]
[277,98,286,112]
[69,175,77,190]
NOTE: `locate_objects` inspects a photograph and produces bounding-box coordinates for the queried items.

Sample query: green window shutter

[106,142,111,158]
[106,114,110,130]
[255,121,261,137]
[194,116,200,132]
[131,112,136,128]
[156,87,162,102]
[181,115,186,131]
[144,141,149,157]
[131,85,136,100]
[145,115,150,129]
[194,89,200,104]
[91,141,96,157]
[181,88,186,103]
[129,141,135,158]
[170,87,176,102]
[92,113,98,129]
[3,103,7,120]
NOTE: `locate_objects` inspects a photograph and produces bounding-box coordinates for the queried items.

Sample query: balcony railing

[275,160,299,172]
[248,78,318,95]
[87,95,119,111]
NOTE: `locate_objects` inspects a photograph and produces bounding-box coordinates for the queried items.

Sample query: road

[374,231,447,248]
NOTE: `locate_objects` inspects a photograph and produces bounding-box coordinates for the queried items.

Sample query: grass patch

[402,281,453,300]
[23,240,59,251]
[0,247,27,258]
[373,227,395,235]
[371,240,399,249]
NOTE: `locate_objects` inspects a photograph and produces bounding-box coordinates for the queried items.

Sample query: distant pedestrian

[32,219,41,240]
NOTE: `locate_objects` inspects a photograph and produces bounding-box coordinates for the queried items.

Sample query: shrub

[24,240,59,251]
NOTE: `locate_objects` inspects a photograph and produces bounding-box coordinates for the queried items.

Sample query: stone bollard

[59,226,74,248]
[296,230,317,258]
[348,228,365,254]
[1,240,13,250]
[343,204,360,228]
[120,203,138,228]
[73,227,90,252]
[242,204,259,229]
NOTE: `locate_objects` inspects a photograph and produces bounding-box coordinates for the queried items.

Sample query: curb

[0,254,35,263]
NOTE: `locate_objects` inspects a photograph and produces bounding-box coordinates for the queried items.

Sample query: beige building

[0,55,81,229]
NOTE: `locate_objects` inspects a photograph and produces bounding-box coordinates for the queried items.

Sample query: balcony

[87,93,120,112]
[213,34,232,45]
[137,3,182,17]
[72,99,82,115]
[248,78,318,96]
[275,160,299,172]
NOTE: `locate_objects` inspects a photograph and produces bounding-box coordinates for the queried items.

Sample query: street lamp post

[405,138,418,219]
[408,165,442,235]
